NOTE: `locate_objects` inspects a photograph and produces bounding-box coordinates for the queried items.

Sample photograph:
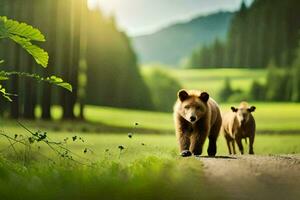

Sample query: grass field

[5,101,300,134]
[36,102,300,133]
[87,103,300,132]
[0,128,299,199]
[0,67,299,199]
[142,67,267,97]
[1,102,300,199]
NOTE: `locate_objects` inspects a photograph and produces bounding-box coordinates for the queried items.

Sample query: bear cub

[173,89,222,157]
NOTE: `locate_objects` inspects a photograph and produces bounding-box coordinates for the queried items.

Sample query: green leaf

[46,76,73,92]
[0,84,15,102]
[0,71,9,80]
[0,76,9,81]
[0,59,4,64]
[56,82,73,92]
[0,16,45,41]
[9,35,48,67]
[0,17,8,38]
[0,16,48,67]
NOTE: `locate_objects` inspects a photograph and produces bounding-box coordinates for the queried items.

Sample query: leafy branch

[1,71,72,90]
[0,71,72,101]
[0,16,48,67]
[0,16,72,101]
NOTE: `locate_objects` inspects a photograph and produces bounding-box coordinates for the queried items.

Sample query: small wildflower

[72,136,77,141]
[84,148,88,154]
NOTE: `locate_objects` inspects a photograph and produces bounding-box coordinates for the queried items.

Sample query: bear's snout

[190,116,196,122]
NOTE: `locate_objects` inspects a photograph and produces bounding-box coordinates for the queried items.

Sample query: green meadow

[0,68,299,199]
[143,67,267,96]
[4,101,300,134]
[0,128,299,199]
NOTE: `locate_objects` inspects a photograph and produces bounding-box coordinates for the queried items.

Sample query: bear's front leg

[178,134,192,157]
[207,134,217,157]
[190,133,207,156]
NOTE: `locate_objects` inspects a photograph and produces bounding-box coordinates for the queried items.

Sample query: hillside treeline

[219,43,300,103]
[0,0,152,120]
[188,0,300,68]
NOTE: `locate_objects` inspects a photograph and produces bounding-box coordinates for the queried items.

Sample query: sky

[88,0,253,36]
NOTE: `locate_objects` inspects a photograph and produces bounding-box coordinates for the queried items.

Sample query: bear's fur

[222,102,256,155]
[173,89,222,157]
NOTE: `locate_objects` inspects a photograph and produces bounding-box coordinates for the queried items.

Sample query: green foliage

[246,41,300,102]
[0,16,48,67]
[85,10,153,110]
[187,0,300,68]
[0,84,15,102]
[218,78,249,102]
[250,80,265,101]
[219,78,234,102]
[291,42,300,101]
[227,89,248,103]
[0,71,72,92]
[265,66,292,101]
[143,68,182,112]
[0,16,45,41]
[9,35,48,67]
[159,67,267,102]
[0,16,71,102]
[188,39,226,68]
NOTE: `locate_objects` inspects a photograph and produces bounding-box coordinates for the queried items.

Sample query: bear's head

[231,101,256,125]
[177,89,209,124]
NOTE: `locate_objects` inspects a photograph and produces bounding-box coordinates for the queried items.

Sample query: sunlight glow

[88,0,254,36]
[88,0,99,10]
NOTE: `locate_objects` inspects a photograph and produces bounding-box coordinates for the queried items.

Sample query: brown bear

[173,89,222,157]
[222,101,256,155]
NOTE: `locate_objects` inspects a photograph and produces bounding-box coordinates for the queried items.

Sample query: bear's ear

[199,92,209,102]
[178,89,189,102]
[247,106,256,112]
[231,107,238,112]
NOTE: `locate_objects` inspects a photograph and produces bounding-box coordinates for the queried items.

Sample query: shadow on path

[199,155,237,159]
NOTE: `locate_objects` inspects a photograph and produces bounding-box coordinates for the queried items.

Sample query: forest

[0,0,152,121]
[1,0,300,117]
[187,0,300,102]
[188,0,300,68]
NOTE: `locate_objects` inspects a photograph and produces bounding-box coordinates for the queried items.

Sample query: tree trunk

[23,0,36,119]
[41,0,58,120]
[78,0,88,120]
[61,0,75,119]
[10,0,21,119]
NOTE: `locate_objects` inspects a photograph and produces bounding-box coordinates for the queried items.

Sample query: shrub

[250,80,265,101]
[219,77,234,102]
[144,68,182,112]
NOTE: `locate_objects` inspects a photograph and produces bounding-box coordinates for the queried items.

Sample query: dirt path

[200,155,300,200]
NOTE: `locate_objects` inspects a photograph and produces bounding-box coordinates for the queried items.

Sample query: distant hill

[132,11,233,66]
